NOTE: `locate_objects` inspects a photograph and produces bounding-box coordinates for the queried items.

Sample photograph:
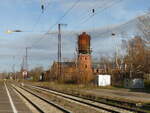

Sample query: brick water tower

[77,32,93,83]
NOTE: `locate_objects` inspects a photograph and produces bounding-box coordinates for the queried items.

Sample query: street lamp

[5,29,47,34]
[6,30,23,34]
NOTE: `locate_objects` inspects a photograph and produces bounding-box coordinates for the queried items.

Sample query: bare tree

[29,66,44,81]
[124,36,150,77]
[137,13,150,43]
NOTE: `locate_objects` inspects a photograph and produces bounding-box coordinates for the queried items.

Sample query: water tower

[77,32,93,83]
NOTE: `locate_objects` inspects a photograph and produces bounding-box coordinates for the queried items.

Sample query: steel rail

[25,84,140,113]
[12,84,72,113]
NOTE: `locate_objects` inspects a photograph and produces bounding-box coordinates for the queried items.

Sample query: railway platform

[0,81,32,113]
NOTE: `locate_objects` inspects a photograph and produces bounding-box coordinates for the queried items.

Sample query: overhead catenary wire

[21,1,52,48]
[14,0,51,70]
[68,0,124,36]
[15,15,44,65]
[31,0,51,32]
[70,0,107,28]
[28,0,123,48]
[25,0,55,48]
[46,0,81,33]
[42,0,124,45]
[17,0,125,71]
[65,0,123,36]
[16,0,53,50]
[27,0,82,48]
[16,0,124,54]
[78,0,123,28]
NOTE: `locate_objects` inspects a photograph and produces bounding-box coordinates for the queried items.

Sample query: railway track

[20,84,145,113]
[12,84,72,113]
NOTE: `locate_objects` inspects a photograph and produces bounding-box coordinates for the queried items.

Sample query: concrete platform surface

[0,81,32,113]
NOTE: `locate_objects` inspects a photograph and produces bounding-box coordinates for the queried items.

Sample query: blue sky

[0,0,149,72]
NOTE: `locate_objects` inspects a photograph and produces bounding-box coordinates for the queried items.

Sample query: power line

[31,0,52,32]
[31,13,43,32]
[67,0,124,36]
[17,0,124,51]
[15,0,124,70]
[15,0,53,60]
[46,0,81,33]
[70,0,106,27]
[18,0,81,50]
[79,0,123,27]
[27,0,81,49]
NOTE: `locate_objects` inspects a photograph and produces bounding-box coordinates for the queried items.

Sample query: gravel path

[82,88,150,103]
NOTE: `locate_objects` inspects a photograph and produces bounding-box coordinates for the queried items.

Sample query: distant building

[47,61,76,82]
[92,63,106,75]
[96,75,111,86]
[124,78,144,88]
[47,32,94,84]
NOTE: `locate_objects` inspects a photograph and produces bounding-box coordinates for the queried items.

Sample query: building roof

[61,62,76,67]
[54,61,76,67]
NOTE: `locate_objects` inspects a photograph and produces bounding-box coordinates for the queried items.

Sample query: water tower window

[85,65,87,68]
[97,69,99,73]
